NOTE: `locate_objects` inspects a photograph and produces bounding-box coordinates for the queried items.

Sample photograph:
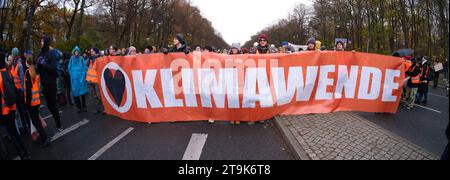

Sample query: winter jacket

[420,61,432,81]
[406,65,421,88]
[254,45,269,54]
[169,43,188,53]
[37,49,60,86]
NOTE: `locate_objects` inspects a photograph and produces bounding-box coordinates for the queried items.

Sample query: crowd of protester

[0,33,448,160]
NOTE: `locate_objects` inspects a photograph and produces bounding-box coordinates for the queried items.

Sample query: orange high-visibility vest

[24,69,41,107]
[404,60,412,72]
[86,60,98,83]
[409,66,422,84]
[10,62,23,90]
[0,69,17,115]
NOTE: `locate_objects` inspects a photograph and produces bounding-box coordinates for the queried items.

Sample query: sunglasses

[259,39,267,42]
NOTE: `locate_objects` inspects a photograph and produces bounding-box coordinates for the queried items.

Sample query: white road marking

[413,104,442,114]
[182,133,208,160]
[429,93,448,99]
[42,111,63,121]
[88,127,134,160]
[14,119,90,160]
[401,100,442,114]
[51,119,90,142]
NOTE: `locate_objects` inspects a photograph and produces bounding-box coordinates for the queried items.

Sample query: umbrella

[393,49,414,57]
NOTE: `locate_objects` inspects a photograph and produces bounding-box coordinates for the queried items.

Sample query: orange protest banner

[95,51,405,123]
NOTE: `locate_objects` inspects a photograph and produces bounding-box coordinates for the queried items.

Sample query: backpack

[53,50,63,76]
[45,50,63,76]
[1,71,17,107]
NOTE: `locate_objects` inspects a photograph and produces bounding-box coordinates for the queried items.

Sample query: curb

[274,116,311,160]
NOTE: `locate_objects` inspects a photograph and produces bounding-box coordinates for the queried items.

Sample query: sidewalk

[275,112,439,160]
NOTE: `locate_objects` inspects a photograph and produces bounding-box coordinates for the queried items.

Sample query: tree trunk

[75,0,86,46]
[437,0,449,61]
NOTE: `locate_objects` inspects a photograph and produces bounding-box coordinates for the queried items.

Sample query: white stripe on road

[182,133,208,160]
[401,101,442,114]
[51,119,90,142]
[413,104,442,114]
[429,93,448,99]
[88,127,134,160]
[14,119,90,160]
[42,111,63,121]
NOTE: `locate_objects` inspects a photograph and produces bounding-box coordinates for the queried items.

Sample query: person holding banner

[229,43,242,125]
[68,46,88,113]
[306,37,317,51]
[128,46,138,56]
[401,56,414,101]
[335,40,345,51]
[194,45,202,52]
[109,46,118,56]
[405,59,423,110]
[168,34,189,54]
[24,55,51,148]
[229,43,241,55]
[250,35,274,125]
[144,46,153,54]
[203,46,214,53]
[253,34,271,54]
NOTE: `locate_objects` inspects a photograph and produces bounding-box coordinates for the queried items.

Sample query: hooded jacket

[169,43,188,53]
[37,36,59,86]
[68,46,88,97]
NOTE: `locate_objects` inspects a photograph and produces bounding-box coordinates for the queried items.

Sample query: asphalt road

[2,87,448,160]
[360,87,449,156]
[2,97,293,160]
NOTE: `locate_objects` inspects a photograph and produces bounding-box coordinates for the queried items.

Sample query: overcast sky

[191,0,313,45]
